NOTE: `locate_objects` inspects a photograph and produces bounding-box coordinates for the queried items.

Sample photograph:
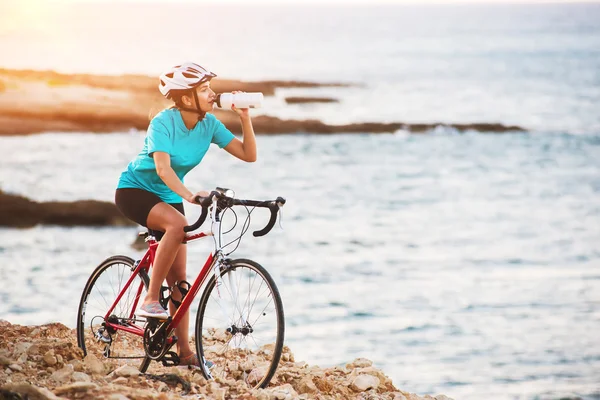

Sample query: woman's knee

[147,203,187,237]
[165,216,187,236]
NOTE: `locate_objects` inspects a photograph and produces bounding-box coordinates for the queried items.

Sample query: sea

[0,2,599,399]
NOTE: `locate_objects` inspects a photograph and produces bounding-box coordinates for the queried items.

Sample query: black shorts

[115,188,185,241]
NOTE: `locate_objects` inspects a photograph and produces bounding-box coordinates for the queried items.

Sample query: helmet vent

[158,62,216,99]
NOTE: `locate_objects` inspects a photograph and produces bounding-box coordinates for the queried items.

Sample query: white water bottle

[214,92,263,109]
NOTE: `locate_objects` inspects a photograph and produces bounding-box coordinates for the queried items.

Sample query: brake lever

[276,196,285,230]
[277,206,284,230]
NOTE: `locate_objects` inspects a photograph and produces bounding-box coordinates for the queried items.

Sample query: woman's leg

[165,244,195,358]
[144,203,188,305]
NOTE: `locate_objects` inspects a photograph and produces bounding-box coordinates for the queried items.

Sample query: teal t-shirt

[117,109,235,203]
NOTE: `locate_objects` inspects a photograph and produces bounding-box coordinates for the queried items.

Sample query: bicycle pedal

[145,315,170,323]
[160,351,180,367]
[148,317,169,322]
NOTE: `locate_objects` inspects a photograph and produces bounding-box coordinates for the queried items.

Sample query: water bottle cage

[159,285,171,310]
[165,280,191,310]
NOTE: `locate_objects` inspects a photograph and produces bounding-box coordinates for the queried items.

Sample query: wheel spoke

[196,260,284,388]
[77,257,150,373]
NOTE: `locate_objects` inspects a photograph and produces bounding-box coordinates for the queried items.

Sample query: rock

[211,387,227,400]
[83,354,106,375]
[107,394,131,400]
[157,382,168,392]
[0,190,135,228]
[346,358,373,369]
[72,371,91,382]
[191,374,207,386]
[247,366,267,386]
[295,376,318,394]
[50,364,74,383]
[15,342,32,355]
[261,343,276,357]
[8,364,23,372]
[351,366,392,387]
[111,365,140,377]
[27,344,41,355]
[1,382,62,400]
[269,383,299,400]
[17,352,28,364]
[312,375,334,392]
[0,320,454,400]
[71,359,84,372]
[0,355,13,366]
[285,96,339,104]
[350,374,380,392]
[54,381,99,395]
[435,396,454,400]
[44,350,58,366]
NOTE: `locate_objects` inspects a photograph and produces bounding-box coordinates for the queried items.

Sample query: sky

[2,0,598,32]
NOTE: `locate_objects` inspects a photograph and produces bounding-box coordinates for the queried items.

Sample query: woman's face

[182,81,216,112]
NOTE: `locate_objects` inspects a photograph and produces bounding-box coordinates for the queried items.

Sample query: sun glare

[1,0,55,33]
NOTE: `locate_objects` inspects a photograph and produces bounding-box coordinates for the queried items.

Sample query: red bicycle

[76,188,286,388]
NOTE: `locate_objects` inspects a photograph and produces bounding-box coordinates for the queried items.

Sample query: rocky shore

[284,97,339,104]
[0,190,133,228]
[0,320,452,400]
[0,68,524,136]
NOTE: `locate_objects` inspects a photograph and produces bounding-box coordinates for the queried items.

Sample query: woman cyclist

[114,62,257,367]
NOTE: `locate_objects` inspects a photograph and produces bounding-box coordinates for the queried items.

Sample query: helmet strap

[192,90,204,121]
[174,88,205,122]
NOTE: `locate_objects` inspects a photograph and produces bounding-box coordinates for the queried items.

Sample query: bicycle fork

[213,259,252,343]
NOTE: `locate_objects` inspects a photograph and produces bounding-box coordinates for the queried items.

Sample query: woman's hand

[231,90,250,119]
[186,191,210,204]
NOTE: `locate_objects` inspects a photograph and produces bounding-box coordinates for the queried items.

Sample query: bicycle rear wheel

[195,258,285,388]
[76,255,151,372]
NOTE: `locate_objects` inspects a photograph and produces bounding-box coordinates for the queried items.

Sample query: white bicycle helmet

[158,62,217,99]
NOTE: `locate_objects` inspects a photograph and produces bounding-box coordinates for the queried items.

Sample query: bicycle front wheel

[195,258,285,388]
[76,255,151,372]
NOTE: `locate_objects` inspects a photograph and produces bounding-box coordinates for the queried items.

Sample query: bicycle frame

[103,201,229,342]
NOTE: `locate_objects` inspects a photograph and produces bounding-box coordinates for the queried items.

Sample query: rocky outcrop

[0,320,453,400]
[0,190,133,228]
[285,97,339,104]
[242,116,523,135]
[0,68,526,136]
[0,68,350,97]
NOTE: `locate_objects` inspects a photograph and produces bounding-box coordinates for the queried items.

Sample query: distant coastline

[0,68,525,136]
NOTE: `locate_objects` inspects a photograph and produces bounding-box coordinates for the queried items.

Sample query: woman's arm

[223,108,257,162]
[154,152,202,203]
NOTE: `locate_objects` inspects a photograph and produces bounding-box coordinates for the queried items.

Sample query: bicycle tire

[195,258,285,388]
[76,255,151,372]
